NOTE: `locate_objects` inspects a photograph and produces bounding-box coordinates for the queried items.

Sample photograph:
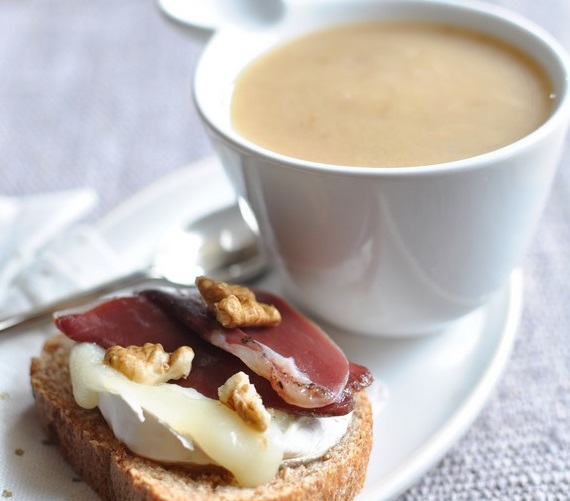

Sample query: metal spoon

[0,203,267,334]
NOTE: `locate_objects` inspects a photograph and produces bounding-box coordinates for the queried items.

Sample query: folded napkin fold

[0,188,125,318]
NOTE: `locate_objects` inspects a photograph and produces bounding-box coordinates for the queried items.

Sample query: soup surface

[231,22,553,167]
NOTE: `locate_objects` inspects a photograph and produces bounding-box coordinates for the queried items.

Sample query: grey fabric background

[2,0,569,499]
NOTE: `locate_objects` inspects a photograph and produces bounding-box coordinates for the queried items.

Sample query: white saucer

[157,0,289,31]
[97,157,523,500]
[157,0,236,31]
[0,157,521,499]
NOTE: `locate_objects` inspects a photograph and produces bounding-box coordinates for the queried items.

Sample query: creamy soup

[231,22,553,167]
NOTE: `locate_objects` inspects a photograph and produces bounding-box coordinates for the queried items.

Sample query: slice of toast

[30,334,373,501]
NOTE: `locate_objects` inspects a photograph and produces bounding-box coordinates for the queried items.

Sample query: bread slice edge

[30,334,373,501]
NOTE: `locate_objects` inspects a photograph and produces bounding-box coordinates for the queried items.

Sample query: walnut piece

[218,372,271,432]
[196,276,281,328]
[104,343,194,385]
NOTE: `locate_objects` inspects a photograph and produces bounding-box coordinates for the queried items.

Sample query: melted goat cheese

[69,343,351,486]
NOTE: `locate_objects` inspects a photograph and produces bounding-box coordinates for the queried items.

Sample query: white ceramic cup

[193,0,570,336]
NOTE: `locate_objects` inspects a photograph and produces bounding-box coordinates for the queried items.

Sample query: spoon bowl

[155,204,267,284]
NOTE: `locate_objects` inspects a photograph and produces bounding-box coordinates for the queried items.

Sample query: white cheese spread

[69,342,351,487]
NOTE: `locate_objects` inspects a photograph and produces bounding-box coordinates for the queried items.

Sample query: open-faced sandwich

[30,276,374,500]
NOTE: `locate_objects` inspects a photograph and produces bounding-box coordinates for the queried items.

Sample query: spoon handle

[0,268,160,335]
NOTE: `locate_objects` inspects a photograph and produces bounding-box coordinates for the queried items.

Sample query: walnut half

[104,343,194,385]
[218,372,271,432]
[196,276,281,328]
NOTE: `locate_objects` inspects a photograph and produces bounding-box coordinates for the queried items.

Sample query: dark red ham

[54,296,188,352]
[139,288,350,409]
[55,291,373,416]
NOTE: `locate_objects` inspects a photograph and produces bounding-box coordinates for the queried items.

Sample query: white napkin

[0,190,127,500]
[0,189,124,318]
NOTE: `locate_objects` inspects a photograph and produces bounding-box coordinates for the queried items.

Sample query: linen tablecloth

[1,0,569,499]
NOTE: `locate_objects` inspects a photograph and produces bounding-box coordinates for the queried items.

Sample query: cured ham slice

[54,296,188,352]
[140,288,350,409]
[55,290,372,416]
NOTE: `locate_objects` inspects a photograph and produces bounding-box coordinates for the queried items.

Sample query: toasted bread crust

[30,335,373,501]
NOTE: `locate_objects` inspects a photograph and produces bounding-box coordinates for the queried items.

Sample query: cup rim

[193,0,570,177]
